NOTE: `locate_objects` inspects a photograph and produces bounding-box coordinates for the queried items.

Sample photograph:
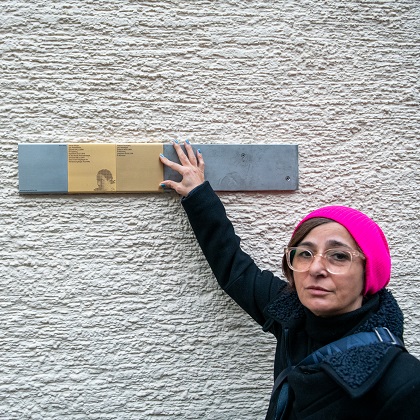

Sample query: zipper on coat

[284,328,292,367]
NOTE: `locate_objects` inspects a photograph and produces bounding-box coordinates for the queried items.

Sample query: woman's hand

[159,140,205,196]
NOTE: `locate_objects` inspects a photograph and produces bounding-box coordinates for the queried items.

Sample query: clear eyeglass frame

[284,246,365,275]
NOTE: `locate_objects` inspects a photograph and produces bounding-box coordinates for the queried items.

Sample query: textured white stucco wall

[1,1,419,418]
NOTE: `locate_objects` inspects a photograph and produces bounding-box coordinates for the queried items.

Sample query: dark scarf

[265,289,405,397]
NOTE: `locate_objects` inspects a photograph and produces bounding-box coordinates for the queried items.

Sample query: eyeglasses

[284,246,365,275]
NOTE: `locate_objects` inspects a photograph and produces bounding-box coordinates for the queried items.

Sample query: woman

[159,141,420,419]
[94,169,116,192]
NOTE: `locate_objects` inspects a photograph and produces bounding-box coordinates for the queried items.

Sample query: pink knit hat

[294,206,391,295]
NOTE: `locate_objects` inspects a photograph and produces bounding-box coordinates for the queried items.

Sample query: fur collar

[265,288,405,397]
[265,288,403,336]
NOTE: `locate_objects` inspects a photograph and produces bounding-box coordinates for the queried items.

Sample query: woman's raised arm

[158,141,284,327]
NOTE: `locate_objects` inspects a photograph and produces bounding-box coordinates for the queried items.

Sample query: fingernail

[197,149,201,154]
[160,153,165,158]
[185,139,190,145]
[160,183,166,188]
[174,139,179,144]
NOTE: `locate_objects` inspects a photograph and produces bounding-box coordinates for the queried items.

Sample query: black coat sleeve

[181,181,286,327]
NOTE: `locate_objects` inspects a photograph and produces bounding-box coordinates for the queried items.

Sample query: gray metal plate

[163,144,298,191]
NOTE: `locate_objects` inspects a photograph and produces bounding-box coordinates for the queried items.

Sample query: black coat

[182,181,420,419]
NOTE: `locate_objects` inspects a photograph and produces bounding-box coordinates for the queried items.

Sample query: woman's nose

[308,254,328,275]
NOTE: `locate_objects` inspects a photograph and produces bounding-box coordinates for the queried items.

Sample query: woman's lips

[306,286,331,295]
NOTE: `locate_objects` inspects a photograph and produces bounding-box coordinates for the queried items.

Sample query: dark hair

[97,169,115,184]
[282,217,333,288]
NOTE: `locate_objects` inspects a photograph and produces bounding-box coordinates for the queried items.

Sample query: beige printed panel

[68,144,117,193]
[116,144,164,192]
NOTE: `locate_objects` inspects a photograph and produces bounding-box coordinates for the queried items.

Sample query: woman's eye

[297,249,312,259]
[328,250,351,262]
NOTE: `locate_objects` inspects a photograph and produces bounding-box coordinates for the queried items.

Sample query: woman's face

[97,174,112,191]
[293,222,365,317]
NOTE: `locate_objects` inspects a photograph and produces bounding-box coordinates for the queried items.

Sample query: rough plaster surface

[1,1,419,418]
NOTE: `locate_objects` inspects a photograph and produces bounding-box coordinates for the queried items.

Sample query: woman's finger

[196,149,205,171]
[159,153,185,175]
[184,140,198,166]
[159,179,176,190]
[172,140,190,166]
[160,179,190,197]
